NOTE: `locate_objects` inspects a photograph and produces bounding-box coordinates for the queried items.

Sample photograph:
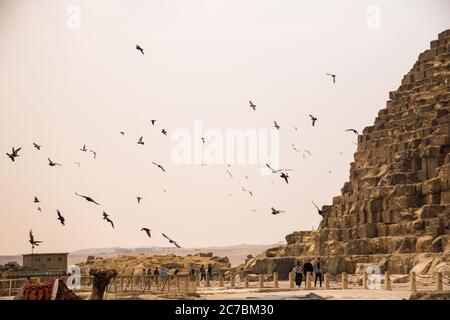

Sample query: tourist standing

[153,267,159,276]
[294,261,303,288]
[189,264,196,281]
[314,257,324,287]
[200,265,206,282]
[207,264,213,281]
[303,259,313,285]
[160,267,168,281]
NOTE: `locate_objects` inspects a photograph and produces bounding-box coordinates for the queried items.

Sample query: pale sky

[0,0,449,255]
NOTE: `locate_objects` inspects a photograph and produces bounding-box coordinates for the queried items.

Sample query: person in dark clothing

[294,261,303,288]
[303,259,314,284]
[189,264,196,281]
[207,264,213,281]
[314,257,324,287]
[153,267,159,276]
[200,265,206,281]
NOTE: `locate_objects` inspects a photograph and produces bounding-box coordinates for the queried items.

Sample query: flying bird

[151,120,156,126]
[326,73,336,83]
[304,150,312,156]
[271,207,285,215]
[309,114,318,126]
[37,206,42,212]
[292,144,300,152]
[346,129,359,135]
[201,137,205,144]
[120,131,125,136]
[74,192,100,205]
[162,233,181,248]
[80,145,87,152]
[161,129,167,135]
[274,121,280,130]
[33,143,41,150]
[34,196,40,203]
[137,196,143,204]
[137,136,144,145]
[249,100,257,110]
[241,187,253,197]
[102,212,114,229]
[48,158,62,166]
[280,172,289,184]
[136,44,144,55]
[226,170,233,178]
[29,229,42,249]
[6,147,21,162]
[57,210,65,226]
[75,162,81,167]
[89,150,97,159]
[152,161,166,172]
[141,228,151,238]
[266,163,293,174]
[311,200,324,216]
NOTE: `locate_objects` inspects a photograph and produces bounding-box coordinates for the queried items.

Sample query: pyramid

[251,29,450,277]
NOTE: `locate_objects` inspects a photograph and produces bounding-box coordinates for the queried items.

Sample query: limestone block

[421,178,442,195]
[357,224,378,239]
[426,193,441,205]
[388,195,418,210]
[430,236,443,252]
[388,237,417,254]
[415,205,444,219]
[415,235,434,252]
[441,190,450,204]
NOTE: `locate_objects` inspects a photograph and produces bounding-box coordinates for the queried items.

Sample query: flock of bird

[6,44,359,252]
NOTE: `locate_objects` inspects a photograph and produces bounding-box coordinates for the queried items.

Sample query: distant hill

[0,255,22,266]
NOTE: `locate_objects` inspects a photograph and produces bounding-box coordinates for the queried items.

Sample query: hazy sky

[0,0,449,255]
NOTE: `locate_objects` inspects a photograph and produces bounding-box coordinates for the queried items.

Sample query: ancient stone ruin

[248,29,450,278]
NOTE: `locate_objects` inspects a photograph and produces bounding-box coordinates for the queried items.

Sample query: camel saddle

[14,278,81,300]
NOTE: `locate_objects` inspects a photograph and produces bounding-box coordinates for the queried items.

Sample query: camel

[89,268,118,300]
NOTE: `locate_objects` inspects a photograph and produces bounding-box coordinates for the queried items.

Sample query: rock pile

[76,253,231,276]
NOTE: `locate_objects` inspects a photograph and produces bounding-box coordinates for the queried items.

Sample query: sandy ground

[100,279,431,300]
[198,287,411,300]
[3,278,445,300]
